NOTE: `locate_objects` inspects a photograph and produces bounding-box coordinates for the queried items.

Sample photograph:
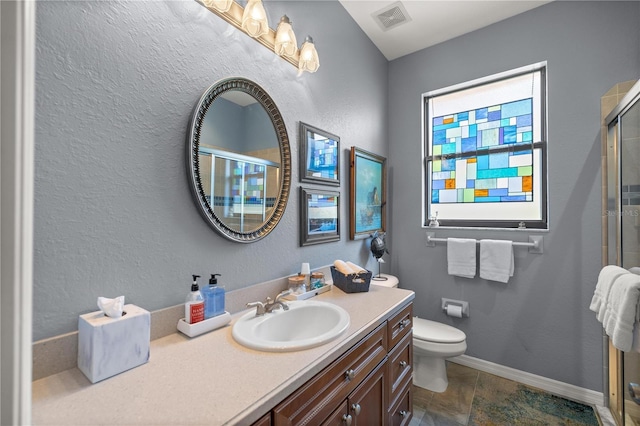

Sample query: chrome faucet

[246,290,290,316]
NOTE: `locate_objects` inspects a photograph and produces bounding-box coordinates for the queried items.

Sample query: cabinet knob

[399,410,409,417]
[342,414,353,425]
[345,369,355,381]
[399,360,407,368]
[351,403,361,416]
[399,318,411,329]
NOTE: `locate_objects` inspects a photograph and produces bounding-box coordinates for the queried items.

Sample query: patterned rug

[468,383,600,425]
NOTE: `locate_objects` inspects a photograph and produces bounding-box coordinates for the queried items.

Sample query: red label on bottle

[189,302,205,323]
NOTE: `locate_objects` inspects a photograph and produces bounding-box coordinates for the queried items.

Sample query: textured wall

[34,0,388,340]
[387,1,640,392]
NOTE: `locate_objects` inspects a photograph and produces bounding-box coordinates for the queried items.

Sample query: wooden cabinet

[273,323,387,425]
[253,413,271,426]
[269,301,413,426]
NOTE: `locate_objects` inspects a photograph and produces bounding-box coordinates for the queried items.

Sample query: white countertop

[32,285,414,425]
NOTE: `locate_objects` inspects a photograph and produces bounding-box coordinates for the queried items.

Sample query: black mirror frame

[186,77,291,243]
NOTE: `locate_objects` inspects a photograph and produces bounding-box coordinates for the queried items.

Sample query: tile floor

[410,362,601,426]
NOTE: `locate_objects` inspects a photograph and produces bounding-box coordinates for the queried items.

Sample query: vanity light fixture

[199,0,319,74]
[274,15,297,58]
[202,0,232,13]
[241,0,269,38]
[298,36,320,74]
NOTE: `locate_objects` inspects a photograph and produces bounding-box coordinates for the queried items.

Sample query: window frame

[422,62,548,230]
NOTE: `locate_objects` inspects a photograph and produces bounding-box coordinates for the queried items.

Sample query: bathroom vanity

[31,285,414,425]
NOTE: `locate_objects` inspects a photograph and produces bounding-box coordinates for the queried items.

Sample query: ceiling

[339,1,552,60]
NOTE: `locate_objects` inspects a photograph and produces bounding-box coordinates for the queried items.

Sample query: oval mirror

[187,77,291,243]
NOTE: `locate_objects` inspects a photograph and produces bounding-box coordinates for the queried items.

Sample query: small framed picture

[349,147,386,240]
[299,122,340,186]
[300,187,340,246]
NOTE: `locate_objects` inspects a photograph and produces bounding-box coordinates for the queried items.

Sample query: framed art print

[300,187,340,246]
[299,122,340,186]
[349,147,386,240]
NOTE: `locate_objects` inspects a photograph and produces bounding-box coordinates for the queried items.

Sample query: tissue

[97,295,124,318]
[78,303,150,383]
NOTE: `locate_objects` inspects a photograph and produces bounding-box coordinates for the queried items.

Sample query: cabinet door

[349,359,387,426]
[388,330,412,404]
[252,412,271,426]
[322,401,351,426]
[387,304,413,350]
[388,380,412,426]
[274,324,387,425]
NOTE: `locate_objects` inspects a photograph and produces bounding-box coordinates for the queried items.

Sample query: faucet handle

[275,290,291,301]
[246,301,266,316]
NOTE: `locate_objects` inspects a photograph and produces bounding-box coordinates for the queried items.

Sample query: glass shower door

[620,96,640,426]
[608,81,640,425]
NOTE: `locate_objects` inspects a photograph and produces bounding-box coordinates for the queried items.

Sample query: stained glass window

[423,63,547,229]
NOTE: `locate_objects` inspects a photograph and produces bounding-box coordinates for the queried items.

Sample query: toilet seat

[413,317,466,343]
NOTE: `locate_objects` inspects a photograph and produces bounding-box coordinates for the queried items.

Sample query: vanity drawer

[387,330,412,402]
[388,379,412,426]
[273,323,387,425]
[387,303,413,350]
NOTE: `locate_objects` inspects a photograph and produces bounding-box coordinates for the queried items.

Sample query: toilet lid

[413,317,466,343]
[370,274,399,288]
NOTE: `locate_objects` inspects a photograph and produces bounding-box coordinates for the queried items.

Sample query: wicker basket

[330,266,372,293]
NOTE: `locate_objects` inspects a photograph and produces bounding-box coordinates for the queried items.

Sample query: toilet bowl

[371,274,467,393]
[413,317,466,392]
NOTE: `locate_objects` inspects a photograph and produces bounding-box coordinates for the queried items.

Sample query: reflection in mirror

[187,78,291,242]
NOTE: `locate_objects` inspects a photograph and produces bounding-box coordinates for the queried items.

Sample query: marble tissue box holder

[77,304,150,383]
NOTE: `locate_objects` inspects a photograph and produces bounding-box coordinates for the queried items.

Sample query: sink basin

[232,300,350,352]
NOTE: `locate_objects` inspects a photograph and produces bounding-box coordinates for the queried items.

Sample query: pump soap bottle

[202,273,225,319]
[185,275,204,324]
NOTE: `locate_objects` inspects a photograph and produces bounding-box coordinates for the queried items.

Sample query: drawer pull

[399,360,407,368]
[345,369,355,381]
[399,410,409,417]
[399,318,411,330]
[342,414,353,425]
[351,403,361,416]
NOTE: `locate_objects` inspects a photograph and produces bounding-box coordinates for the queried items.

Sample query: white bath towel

[589,265,629,322]
[602,273,640,352]
[479,239,514,283]
[629,267,640,275]
[447,238,476,278]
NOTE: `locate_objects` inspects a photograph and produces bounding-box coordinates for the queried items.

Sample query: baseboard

[450,354,605,407]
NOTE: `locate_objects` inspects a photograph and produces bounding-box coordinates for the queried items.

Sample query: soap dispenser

[185,275,204,324]
[202,273,225,319]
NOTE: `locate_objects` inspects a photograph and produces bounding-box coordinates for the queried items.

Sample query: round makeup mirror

[187,77,291,243]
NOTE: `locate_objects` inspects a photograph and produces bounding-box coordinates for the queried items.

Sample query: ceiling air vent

[372,1,412,32]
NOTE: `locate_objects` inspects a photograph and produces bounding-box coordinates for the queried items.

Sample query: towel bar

[425,232,543,254]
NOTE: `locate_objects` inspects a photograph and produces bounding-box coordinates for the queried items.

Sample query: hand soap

[202,273,225,319]
[185,275,204,324]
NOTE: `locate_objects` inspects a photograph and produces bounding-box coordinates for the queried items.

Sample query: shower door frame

[605,79,640,426]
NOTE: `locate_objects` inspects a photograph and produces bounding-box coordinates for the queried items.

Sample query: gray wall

[34,0,388,341]
[33,0,640,393]
[388,1,639,392]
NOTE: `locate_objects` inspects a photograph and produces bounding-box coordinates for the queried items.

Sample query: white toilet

[372,274,467,393]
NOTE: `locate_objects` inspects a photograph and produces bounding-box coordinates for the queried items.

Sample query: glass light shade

[203,0,233,12]
[298,36,320,73]
[274,16,297,58]
[241,0,269,38]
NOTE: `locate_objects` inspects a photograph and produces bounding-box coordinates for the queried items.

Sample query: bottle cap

[209,273,221,285]
[192,275,201,291]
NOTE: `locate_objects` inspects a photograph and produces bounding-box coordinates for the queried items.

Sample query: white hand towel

[346,262,367,274]
[447,238,476,278]
[479,239,514,283]
[334,260,355,275]
[589,265,629,323]
[629,267,640,275]
[602,273,640,352]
